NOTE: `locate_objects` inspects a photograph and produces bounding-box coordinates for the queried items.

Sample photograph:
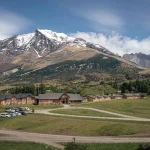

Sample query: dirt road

[1,130,150,149]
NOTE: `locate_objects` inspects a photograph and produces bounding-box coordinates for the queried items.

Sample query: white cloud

[75,9,124,33]
[72,32,150,56]
[0,10,32,40]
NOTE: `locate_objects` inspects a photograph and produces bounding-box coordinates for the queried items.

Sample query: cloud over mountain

[72,32,150,56]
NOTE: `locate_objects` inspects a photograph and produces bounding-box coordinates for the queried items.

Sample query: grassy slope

[77,97,150,118]
[50,108,119,117]
[77,143,139,150]
[0,141,59,150]
[9,54,139,82]
[0,114,150,136]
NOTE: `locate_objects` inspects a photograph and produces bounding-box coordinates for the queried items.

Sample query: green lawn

[0,108,5,113]
[0,141,59,150]
[50,108,119,117]
[0,104,63,110]
[74,143,140,150]
[0,114,150,136]
[76,97,150,118]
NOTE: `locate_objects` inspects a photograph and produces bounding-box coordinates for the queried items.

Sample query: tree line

[1,79,150,96]
[2,84,46,96]
[120,79,150,95]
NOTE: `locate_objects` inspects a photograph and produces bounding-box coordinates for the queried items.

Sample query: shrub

[64,142,88,150]
[136,144,150,150]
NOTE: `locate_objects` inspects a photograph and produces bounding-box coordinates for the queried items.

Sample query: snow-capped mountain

[0,29,114,58]
[0,29,121,74]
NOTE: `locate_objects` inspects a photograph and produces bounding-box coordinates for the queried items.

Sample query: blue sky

[0,0,150,55]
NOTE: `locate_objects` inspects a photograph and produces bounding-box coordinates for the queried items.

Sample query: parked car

[5,109,15,113]
[13,108,20,112]
[8,113,16,117]
[0,113,11,118]
[20,107,30,111]
[15,112,22,116]
[20,112,27,116]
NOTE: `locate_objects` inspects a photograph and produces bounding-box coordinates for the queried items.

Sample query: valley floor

[1,98,150,149]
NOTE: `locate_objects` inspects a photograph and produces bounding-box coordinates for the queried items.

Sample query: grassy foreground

[74,143,140,150]
[50,108,119,117]
[0,114,150,136]
[76,97,150,118]
[0,141,59,150]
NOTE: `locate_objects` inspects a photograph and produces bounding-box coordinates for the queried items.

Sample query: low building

[20,94,35,104]
[87,95,112,102]
[0,93,35,105]
[103,95,111,100]
[82,97,88,102]
[123,93,141,99]
[96,95,104,101]
[68,94,83,103]
[0,95,6,105]
[38,93,83,105]
[86,95,96,102]
[111,94,123,99]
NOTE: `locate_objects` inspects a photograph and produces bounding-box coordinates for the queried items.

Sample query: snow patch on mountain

[16,33,35,47]
[33,48,42,58]
[37,29,75,43]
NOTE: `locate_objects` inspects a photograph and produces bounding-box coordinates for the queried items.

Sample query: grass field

[0,141,59,150]
[0,104,63,110]
[0,108,5,113]
[76,97,150,118]
[0,141,142,150]
[50,108,119,117]
[0,114,150,136]
[74,143,140,150]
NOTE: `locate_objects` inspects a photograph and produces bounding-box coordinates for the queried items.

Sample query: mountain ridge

[0,29,144,80]
[123,53,150,68]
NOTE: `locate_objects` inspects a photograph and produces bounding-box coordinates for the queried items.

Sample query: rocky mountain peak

[36,29,75,43]
[123,53,150,68]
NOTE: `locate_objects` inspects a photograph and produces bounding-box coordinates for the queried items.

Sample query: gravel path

[35,107,150,122]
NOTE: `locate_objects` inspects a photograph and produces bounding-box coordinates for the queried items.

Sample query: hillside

[0,29,143,78]
[5,54,140,84]
[0,29,114,74]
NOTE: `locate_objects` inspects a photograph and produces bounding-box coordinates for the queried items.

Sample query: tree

[39,83,46,94]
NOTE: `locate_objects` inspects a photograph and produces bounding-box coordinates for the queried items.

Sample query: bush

[136,144,150,150]
[64,142,88,150]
